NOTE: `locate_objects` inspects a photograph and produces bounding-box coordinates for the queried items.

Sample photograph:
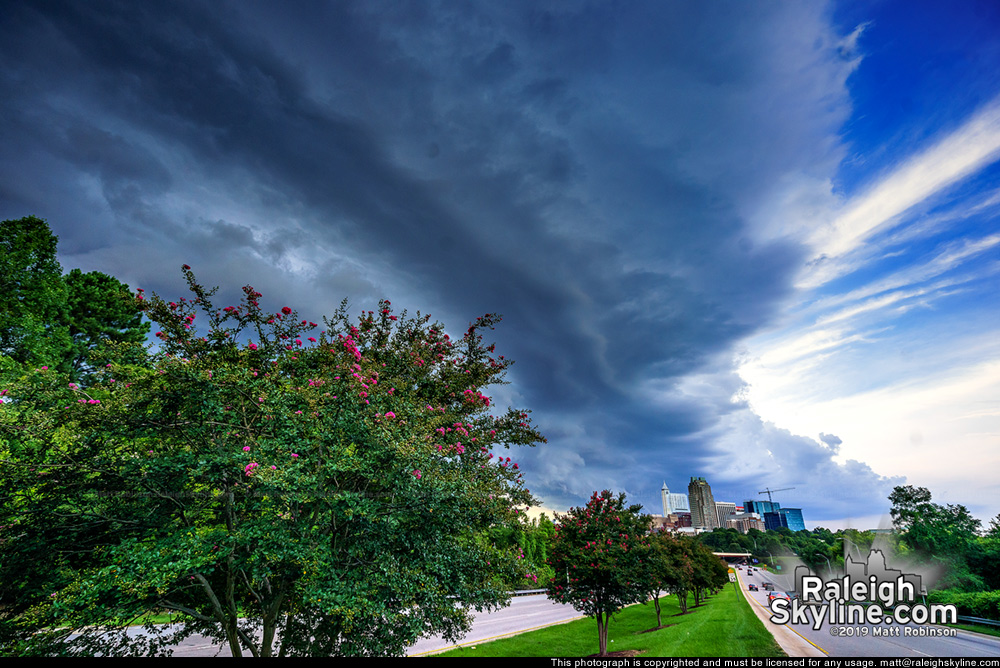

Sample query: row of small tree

[545,490,729,656]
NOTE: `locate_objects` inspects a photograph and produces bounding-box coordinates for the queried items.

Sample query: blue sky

[2,1,998,529]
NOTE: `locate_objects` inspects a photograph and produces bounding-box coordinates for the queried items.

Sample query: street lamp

[818,554,832,577]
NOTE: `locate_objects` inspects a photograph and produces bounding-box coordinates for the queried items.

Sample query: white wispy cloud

[800,95,1000,288]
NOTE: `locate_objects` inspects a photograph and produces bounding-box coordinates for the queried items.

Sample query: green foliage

[688,539,729,606]
[696,525,844,576]
[0,267,545,656]
[888,484,989,591]
[545,490,651,656]
[644,533,711,617]
[889,484,935,532]
[63,268,150,380]
[0,216,148,381]
[0,216,72,370]
[984,514,1000,539]
[927,588,1000,621]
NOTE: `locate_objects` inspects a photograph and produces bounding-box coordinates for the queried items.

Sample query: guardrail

[956,615,1000,628]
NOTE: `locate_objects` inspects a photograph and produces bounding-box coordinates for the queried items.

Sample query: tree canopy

[63,268,150,380]
[888,484,987,591]
[0,216,71,369]
[545,490,651,656]
[0,267,544,656]
[0,216,148,381]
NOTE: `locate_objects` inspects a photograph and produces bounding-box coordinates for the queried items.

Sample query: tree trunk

[596,614,605,656]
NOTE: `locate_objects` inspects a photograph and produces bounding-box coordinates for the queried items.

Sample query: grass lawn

[437,585,785,658]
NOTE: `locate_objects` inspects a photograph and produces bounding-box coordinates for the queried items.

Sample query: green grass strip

[438,585,785,657]
[945,622,1000,639]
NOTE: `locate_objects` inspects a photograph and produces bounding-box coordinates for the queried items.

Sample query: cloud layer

[3,1,998,524]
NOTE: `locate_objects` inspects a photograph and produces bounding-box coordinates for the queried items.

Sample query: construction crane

[758,486,795,505]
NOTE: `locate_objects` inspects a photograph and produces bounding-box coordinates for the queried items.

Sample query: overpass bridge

[712,552,751,563]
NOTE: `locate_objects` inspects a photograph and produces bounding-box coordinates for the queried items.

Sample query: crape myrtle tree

[546,490,651,656]
[649,535,726,613]
[690,541,729,606]
[664,535,696,614]
[0,267,545,657]
[637,530,691,627]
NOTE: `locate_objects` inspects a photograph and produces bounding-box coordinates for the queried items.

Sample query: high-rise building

[763,511,788,531]
[669,492,690,513]
[660,482,690,514]
[745,499,781,515]
[777,508,806,532]
[688,476,719,529]
[715,501,737,527]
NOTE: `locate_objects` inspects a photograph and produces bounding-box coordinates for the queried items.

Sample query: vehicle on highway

[762,582,775,590]
[748,584,758,591]
[785,591,799,600]
[767,591,790,605]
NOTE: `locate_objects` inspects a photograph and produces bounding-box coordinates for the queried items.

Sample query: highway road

[735,566,1000,657]
[77,572,1000,657]
[94,594,583,656]
[407,594,583,655]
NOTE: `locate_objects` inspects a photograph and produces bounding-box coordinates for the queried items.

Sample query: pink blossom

[385,411,396,418]
[412,469,421,479]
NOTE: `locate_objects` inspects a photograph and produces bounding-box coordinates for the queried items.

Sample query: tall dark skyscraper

[688,476,719,529]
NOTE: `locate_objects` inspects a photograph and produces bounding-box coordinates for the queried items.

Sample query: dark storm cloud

[0,1,876,514]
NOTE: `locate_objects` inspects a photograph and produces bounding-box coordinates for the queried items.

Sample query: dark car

[762,582,775,591]
[785,591,800,600]
[748,583,758,591]
[767,591,790,605]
